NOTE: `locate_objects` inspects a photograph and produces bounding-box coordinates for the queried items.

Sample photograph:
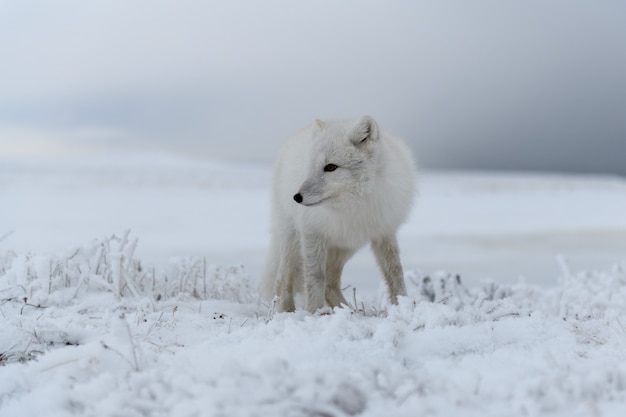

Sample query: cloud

[1,1,625,174]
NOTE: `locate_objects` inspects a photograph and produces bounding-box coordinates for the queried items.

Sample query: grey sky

[1,1,625,175]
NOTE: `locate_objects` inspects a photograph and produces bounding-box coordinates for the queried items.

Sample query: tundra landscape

[1,152,625,416]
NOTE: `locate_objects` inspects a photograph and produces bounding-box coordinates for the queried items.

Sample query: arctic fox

[261,115,416,313]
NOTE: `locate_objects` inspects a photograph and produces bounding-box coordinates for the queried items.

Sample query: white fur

[261,115,417,313]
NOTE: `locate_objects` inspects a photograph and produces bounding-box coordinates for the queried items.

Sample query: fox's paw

[314,306,333,316]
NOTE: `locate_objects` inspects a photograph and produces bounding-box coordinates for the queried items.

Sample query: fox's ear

[314,119,325,131]
[350,115,379,147]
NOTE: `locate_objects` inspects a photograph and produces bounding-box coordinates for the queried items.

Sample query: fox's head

[293,115,381,207]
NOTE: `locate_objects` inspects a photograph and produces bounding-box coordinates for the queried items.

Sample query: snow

[1,153,626,416]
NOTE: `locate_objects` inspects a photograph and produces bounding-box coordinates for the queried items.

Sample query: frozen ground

[1,153,626,416]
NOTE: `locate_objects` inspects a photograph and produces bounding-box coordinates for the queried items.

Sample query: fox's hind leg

[276,228,301,312]
[325,247,354,308]
[371,235,407,304]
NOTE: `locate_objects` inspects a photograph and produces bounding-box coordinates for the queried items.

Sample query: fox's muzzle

[293,193,303,204]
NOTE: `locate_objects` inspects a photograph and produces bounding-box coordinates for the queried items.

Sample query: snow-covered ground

[1,153,626,416]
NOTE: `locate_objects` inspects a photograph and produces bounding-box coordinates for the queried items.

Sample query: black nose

[293,193,303,203]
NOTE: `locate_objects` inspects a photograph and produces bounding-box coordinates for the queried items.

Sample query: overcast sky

[1,1,625,175]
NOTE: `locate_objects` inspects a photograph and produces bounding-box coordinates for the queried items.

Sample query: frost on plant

[0,231,254,306]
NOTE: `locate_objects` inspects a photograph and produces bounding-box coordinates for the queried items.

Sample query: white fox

[261,115,417,313]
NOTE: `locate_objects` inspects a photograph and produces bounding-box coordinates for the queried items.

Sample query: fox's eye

[324,164,338,172]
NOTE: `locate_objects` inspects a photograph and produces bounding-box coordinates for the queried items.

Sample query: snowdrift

[1,233,626,416]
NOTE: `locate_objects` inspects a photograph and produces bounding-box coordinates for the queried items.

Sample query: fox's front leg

[371,235,407,304]
[325,247,353,308]
[301,233,327,313]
